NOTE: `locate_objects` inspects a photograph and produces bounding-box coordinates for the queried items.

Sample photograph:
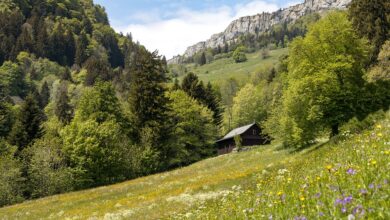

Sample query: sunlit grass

[170,113,390,219]
[0,144,289,219]
[1,112,388,220]
[178,48,288,84]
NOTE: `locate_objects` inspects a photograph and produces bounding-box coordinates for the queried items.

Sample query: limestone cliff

[169,0,351,63]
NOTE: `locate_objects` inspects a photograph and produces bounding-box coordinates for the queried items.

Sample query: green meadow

[177,48,288,84]
[1,112,389,220]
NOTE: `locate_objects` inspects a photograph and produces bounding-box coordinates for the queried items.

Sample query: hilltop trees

[349,0,390,63]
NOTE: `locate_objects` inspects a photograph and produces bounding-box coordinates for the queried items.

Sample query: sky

[94,0,302,58]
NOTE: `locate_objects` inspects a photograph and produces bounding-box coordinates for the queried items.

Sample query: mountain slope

[176,48,287,84]
[169,0,351,63]
[0,112,388,219]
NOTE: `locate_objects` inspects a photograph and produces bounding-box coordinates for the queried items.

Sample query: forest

[0,0,389,209]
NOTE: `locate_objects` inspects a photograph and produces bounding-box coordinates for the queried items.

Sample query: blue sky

[94,0,302,58]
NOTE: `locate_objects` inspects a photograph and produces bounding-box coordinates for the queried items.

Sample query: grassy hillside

[0,113,389,219]
[177,48,288,84]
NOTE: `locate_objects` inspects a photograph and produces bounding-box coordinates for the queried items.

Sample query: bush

[340,110,386,134]
[26,137,74,198]
[232,46,247,63]
[0,141,24,207]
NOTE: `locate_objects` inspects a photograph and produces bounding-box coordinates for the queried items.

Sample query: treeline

[219,0,389,147]
[0,0,222,207]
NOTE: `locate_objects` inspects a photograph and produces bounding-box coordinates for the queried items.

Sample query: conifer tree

[181,73,223,126]
[128,49,170,162]
[54,83,73,124]
[204,82,223,126]
[129,50,169,127]
[349,0,389,63]
[35,18,49,58]
[200,52,206,66]
[181,72,200,98]
[172,78,180,90]
[39,81,50,108]
[14,23,35,55]
[75,31,89,66]
[8,93,44,151]
[0,84,13,138]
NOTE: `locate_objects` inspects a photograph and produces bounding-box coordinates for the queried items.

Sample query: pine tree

[75,31,89,66]
[83,56,112,86]
[35,18,49,58]
[128,49,170,159]
[204,82,223,126]
[14,23,35,55]
[181,73,223,126]
[349,0,389,63]
[60,68,72,82]
[181,72,200,97]
[54,83,73,124]
[0,84,13,138]
[64,29,76,66]
[161,56,168,70]
[200,52,206,66]
[224,43,229,53]
[39,81,50,108]
[172,78,180,90]
[8,93,44,151]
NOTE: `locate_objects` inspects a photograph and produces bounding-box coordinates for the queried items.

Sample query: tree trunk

[331,124,339,137]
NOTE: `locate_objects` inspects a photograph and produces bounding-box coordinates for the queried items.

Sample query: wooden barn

[216,123,270,155]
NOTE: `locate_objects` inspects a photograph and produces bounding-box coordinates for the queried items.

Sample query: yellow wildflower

[277,191,283,196]
[326,165,332,171]
[300,196,305,201]
[376,124,382,129]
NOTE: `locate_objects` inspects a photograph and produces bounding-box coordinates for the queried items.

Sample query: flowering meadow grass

[0,142,289,219]
[0,114,388,219]
[171,113,390,219]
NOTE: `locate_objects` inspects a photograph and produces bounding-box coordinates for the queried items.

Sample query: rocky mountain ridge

[169,0,351,64]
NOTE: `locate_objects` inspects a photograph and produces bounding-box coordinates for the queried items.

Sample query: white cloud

[114,1,287,59]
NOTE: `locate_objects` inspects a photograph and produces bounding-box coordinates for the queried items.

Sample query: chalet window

[253,129,256,135]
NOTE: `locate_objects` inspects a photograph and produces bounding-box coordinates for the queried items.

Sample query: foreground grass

[0,144,289,219]
[1,114,388,219]
[177,48,288,84]
[172,115,390,219]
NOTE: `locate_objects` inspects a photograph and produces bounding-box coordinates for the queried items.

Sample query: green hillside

[0,112,389,219]
[176,48,287,84]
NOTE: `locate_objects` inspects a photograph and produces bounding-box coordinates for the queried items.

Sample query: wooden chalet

[216,122,270,155]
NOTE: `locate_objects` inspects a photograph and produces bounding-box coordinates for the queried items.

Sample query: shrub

[232,46,247,63]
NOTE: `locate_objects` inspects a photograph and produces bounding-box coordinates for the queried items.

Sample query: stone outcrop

[169,0,351,64]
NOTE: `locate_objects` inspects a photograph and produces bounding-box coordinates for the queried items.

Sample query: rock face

[169,0,351,64]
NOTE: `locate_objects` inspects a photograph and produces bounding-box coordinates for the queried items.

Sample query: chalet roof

[216,122,257,142]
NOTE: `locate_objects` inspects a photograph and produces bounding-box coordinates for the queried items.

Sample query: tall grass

[171,113,390,219]
[0,113,388,220]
